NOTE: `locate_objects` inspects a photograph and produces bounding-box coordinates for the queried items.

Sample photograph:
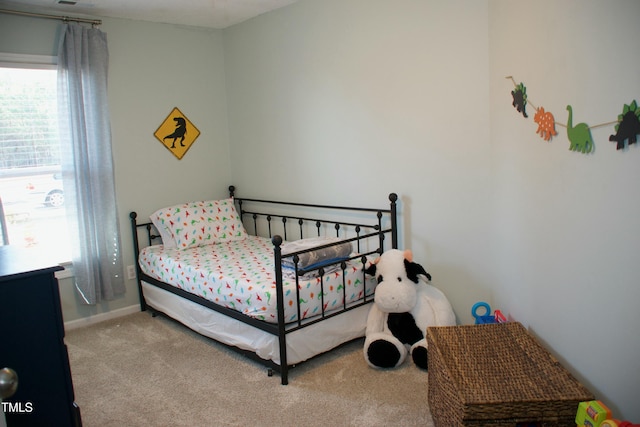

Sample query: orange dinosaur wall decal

[534,107,557,142]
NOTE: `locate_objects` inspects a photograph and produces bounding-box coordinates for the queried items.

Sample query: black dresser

[0,245,81,427]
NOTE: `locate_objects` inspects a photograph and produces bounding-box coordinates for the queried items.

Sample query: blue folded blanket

[281,237,353,273]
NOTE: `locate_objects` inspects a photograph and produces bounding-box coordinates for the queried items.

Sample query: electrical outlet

[127,265,136,280]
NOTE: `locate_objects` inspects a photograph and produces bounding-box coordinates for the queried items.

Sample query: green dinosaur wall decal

[566,105,594,154]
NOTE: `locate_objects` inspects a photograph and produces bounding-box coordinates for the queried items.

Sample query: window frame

[0,52,57,69]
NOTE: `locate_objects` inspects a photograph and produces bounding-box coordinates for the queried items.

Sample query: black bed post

[228,185,235,198]
[129,212,147,312]
[272,235,289,385]
[389,193,398,249]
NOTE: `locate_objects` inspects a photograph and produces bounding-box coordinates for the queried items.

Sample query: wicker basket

[427,322,594,427]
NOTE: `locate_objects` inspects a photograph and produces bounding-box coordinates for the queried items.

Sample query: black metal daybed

[130,185,398,384]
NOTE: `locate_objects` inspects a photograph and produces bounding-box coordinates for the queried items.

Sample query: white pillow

[150,198,247,249]
[149,214,177,248]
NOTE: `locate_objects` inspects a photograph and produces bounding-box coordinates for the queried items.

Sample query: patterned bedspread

[138,236,376,323]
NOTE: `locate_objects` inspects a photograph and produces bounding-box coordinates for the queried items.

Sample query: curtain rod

[0,8,101,26]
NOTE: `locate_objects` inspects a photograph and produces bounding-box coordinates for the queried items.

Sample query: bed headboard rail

[229,185,398,251]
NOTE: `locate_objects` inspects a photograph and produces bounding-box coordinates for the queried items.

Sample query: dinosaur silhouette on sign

[566,105,594,154]
[164,117,187,148]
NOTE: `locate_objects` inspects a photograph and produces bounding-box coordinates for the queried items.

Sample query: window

[0,55,71,262]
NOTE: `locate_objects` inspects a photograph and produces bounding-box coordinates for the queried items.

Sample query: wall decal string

[506,76,639,153]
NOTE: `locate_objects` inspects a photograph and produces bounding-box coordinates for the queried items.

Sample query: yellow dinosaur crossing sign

[154,107,200,159]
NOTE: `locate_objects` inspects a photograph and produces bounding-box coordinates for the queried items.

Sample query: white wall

[224,0,640,419]
[99,18,232,323]
[489,0,640,419]
[0,13,232,324]
[224,0,494,326]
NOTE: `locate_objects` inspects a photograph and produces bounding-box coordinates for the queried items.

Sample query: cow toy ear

[365,263,377,276]
[404,259,431,283]
[403,249,413,262]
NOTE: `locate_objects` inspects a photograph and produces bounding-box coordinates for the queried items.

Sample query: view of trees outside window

[0,65,71,261]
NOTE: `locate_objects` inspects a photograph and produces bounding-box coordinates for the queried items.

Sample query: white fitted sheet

[138,235,375,323]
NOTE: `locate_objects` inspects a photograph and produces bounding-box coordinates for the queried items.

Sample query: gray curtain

[57,23,125,304]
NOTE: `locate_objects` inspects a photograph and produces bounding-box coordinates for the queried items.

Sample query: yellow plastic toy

[576,400,612,427]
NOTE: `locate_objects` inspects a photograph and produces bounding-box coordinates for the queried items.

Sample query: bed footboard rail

[230,185,398,385]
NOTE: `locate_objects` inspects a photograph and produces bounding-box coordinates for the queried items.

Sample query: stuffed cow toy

[364,249,456,370]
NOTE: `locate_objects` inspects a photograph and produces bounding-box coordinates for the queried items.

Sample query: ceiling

[0,0,299,29]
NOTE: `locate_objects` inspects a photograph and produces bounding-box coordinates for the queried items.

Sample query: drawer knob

[0,367,18,399]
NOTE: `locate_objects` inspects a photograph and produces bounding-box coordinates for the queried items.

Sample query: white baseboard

[64,304,140,331]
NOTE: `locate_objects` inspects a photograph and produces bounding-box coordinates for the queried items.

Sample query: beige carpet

[65,312,435,426]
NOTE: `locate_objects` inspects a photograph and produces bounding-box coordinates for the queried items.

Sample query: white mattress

[138,235,376,323]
